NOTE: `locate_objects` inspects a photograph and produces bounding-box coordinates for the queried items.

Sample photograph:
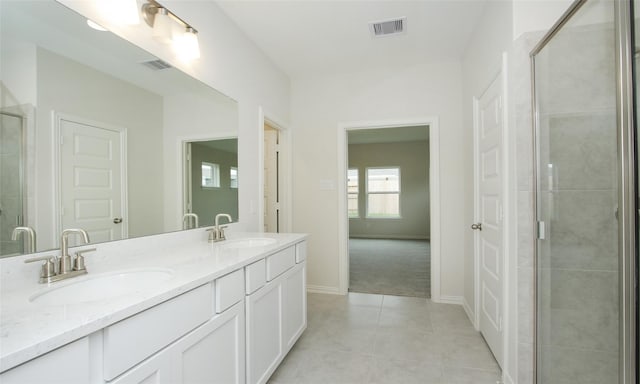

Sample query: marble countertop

[0,231,307,372]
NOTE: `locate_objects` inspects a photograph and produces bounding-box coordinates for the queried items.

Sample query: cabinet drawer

[0,338,90,384]
[245,259,266,294]
[295,242,307,263]
[266,247,295,281]
[215,269,244,313]
[103,284,213,381]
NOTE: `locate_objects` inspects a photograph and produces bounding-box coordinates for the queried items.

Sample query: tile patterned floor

[268,293,501,384]
[349,239,430,298]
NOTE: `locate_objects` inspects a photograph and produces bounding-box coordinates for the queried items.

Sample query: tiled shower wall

[0,113,24,256]
[513,19,619,384]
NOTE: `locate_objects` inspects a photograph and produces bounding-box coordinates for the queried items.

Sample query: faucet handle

[24,255,57,279]
[206,228,218,243]
[73,248,96,271]
[24,255,56,263]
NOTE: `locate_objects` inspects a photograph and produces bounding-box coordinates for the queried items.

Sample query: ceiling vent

[140,59,172,71]
[369,17,406,38]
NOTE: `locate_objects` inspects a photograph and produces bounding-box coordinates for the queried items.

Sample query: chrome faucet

[25,228,95,284]
[60,229,90,274]
[11,226,36,253]
[208,214,232,242]
[183,213,199,230]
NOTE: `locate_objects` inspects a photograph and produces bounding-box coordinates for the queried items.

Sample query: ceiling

[216,0,487,78]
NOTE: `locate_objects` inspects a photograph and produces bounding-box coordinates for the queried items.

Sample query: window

[201,162,220,188]
[366,167,400,218]
[347,168,359,218]
[230,167,238,189]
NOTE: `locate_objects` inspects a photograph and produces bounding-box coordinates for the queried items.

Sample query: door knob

[113,218,123,224]
[471,223,482,231]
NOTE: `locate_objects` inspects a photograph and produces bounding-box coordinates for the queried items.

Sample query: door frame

[177,132,237,229]
[337,117,441,299]
[52,112,128,246]
[258,107,292,233]
[472,53,512,369]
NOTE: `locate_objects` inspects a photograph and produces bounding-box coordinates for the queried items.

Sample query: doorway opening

[264,122,280,232]
[346,125,431,298]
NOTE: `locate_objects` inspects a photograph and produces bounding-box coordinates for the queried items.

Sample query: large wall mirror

[0,1,239,257]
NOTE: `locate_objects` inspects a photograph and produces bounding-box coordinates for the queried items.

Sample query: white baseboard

[462,297,478,329]
[306,284,343,295]
[348,235,429,240]
[434,295,463,305]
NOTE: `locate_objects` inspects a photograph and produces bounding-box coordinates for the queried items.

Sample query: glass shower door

[0,112,25,256]
[532,0,620,382]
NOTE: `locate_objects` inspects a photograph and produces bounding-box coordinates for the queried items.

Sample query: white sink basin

[222,238,277,249]
[29,268,174,305]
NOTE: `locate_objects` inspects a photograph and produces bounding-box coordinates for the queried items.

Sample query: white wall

[291,61,464,297]
[0,40,37,109]
[513,0,575,40]
[59,0,291,232]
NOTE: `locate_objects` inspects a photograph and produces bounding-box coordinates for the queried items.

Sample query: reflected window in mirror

[202,162,220,188]
[230,167,238,189]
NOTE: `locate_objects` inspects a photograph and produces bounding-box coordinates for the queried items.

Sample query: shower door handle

[471,223,482,231]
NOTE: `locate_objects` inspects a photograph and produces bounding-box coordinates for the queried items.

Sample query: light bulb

[174,27,201,61]
[152,8,173,44]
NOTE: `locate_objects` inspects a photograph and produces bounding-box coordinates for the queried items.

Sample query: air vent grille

[140,59,172,71]
[370,17,406,37]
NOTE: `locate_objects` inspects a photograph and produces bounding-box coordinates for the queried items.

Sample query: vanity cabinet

[246,243,307,384]
[0,238,307,384]
[0,338,91,384]
[112,301,245,384]
[246,277,283,384]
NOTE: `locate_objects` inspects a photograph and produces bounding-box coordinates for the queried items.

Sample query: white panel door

[474,74,504,366]
[60,118,125,244]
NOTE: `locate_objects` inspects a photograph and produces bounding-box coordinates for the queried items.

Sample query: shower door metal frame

[530,0,637,382]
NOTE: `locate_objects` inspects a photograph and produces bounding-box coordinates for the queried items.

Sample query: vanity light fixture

[151,7,173,44]
[142,0,201,61]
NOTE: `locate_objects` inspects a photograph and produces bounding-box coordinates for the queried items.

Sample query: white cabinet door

[109,348,173,384]
[282,262,306,351]
[246,279,283,384]
[175,301,245,384]
[0,338,91,384]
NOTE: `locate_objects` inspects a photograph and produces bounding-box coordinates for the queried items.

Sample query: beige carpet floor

[348,238,430,298]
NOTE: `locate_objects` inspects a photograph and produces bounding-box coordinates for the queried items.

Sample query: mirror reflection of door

[58,116,126,246]
[0,112,25,256]
[183,139,238,228]
[264,123,279,232]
